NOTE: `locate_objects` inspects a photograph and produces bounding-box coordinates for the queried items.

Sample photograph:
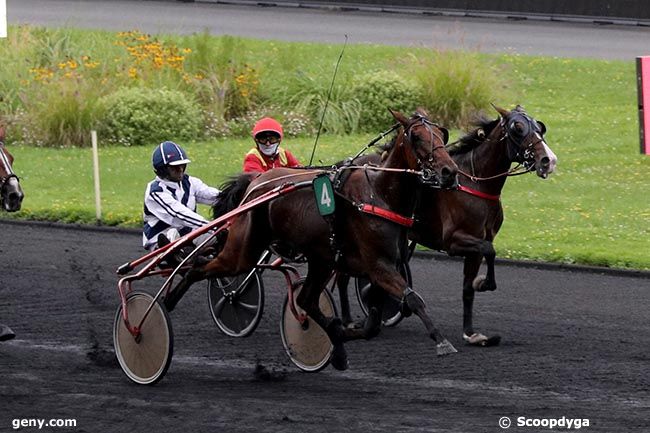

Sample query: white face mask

[259,142,279,156]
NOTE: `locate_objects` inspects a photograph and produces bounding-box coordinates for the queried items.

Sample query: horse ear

[491,103,509,119]
[537,121,547,135]
[389,108,408,126]
[0,125,5,141]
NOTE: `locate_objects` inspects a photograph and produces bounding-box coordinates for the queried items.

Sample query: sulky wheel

[355,261,412,327]
[280,277,337,372]
[113,291,173,385]
[207,271,264,338]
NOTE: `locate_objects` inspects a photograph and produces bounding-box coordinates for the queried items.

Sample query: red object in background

[637,56,650,155]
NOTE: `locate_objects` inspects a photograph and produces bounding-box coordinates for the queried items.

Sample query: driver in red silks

[243,117,301,173]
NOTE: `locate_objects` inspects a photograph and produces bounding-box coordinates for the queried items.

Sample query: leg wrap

[400,287,425,317]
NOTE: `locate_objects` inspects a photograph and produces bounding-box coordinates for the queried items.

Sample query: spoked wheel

[113,291,173,385]
[355,261,412,327]
[280,277,337,372]
[207,271,264,338]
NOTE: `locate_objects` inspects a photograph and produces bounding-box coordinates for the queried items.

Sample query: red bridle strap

[359,204,414,227]
[457,185,500,202]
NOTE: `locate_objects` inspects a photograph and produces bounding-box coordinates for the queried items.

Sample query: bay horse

[0,127,24,213]
[167,109,459,370]
[338,105,557,346]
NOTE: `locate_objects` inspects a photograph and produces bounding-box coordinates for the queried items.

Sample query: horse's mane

[212,173,256,219]
[446,114,500,157]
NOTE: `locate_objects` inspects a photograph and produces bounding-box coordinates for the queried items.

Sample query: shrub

[410,50,500,128]
[99,87,201,146]
[350,70,419,133]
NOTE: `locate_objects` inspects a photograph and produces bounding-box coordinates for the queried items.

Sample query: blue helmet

[152,141,191,177]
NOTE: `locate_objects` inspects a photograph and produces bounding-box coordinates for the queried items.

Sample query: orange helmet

[252,117,283,140]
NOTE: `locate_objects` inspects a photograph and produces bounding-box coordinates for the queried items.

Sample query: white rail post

[1,0,7,38]
[91,130,102,222]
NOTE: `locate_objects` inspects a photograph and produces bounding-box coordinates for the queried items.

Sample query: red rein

[457,185,500,202]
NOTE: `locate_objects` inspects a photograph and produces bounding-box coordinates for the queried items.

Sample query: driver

[243,117,300,173]
[143,141,221,251]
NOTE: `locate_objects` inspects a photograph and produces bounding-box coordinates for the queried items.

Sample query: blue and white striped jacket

[142,174,220,250]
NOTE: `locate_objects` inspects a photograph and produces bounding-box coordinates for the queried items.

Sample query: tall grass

[0,26,501,145]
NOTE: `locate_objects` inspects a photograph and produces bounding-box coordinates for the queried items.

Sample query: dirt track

[1,220,649,432]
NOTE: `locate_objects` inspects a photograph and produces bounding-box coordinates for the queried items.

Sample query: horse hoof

[463,333,501,347]
[473,275,496,292]
[472,275,487,291]
[0,324,16,342]
[363,308,381,340]
[326,317,345,340]
[330,346,349,371]
[436,339,458,356]
[344,320,363,330]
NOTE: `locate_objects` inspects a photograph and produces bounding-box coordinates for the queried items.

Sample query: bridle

[460,112,546,182]
[403,114,449,186]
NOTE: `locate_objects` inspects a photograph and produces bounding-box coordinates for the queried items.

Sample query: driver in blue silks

[142,141,221,252]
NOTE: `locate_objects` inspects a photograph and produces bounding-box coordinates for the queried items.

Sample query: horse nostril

[8,191,23,204]
[540,156,550,168]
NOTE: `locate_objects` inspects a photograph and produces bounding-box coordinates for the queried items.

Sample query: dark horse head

[388,108,458,189]
[0,127,24,212]
[491,105,557,179]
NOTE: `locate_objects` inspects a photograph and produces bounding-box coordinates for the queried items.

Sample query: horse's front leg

[335,273,356,327]
[371,260,457,356]
[448,236,497,292]
[296,265,349,371]
[448,237,501,347]
[471,240,497,293]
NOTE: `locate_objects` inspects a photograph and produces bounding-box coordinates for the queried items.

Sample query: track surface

[0,221,649,432]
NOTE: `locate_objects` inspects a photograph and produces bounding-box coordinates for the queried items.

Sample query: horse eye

[511,121,528,136]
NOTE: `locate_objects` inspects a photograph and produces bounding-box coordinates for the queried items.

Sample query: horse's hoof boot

[0,325,16,342]
[436,339,458,356]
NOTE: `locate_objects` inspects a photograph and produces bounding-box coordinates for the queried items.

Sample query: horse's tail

[213,173,256,219]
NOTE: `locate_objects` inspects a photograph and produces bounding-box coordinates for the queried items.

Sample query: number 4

[320,184,332,208]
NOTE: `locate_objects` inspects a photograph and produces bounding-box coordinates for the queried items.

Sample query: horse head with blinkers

[493,104,557,179]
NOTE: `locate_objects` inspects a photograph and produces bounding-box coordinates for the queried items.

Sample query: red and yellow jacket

[243,147,301,173]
